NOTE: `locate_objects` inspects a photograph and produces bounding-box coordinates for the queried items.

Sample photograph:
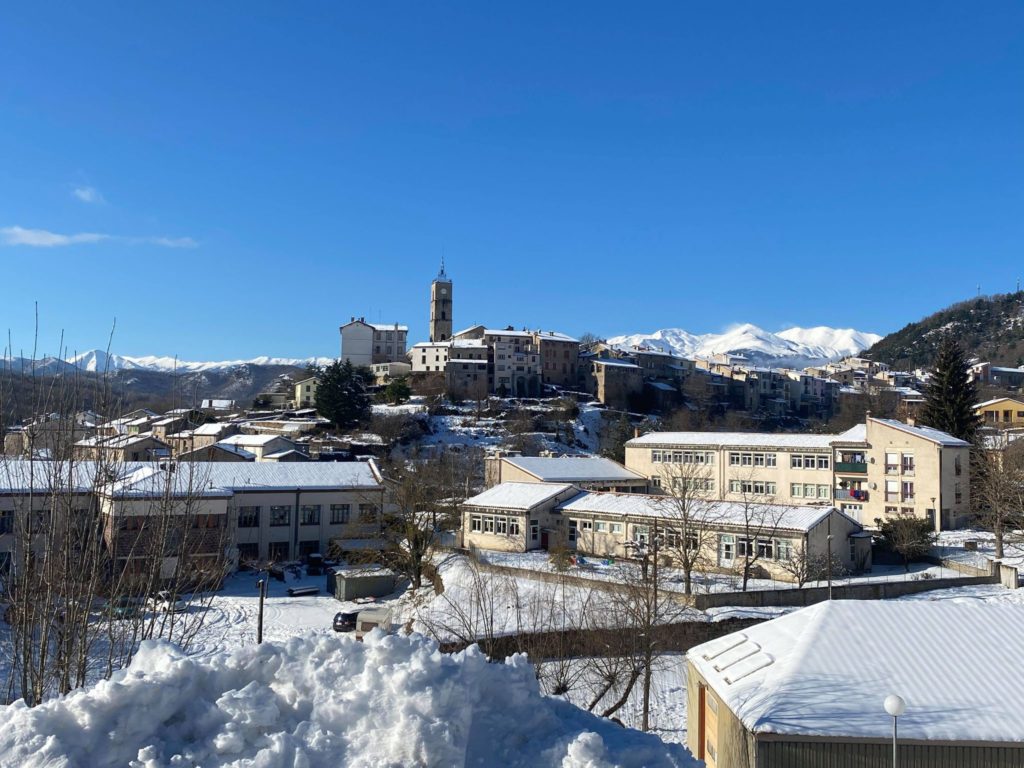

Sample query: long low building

[462,481,868,581]
[687,600,1024,767]
[0,459,387,577]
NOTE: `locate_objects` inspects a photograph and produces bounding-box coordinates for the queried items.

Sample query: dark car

[333,611,359,632]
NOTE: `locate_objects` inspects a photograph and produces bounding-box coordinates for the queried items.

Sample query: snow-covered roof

[180,443,255,460]
[592,359,641,369]
[218,434,291,448]
[627,431,838,450]
[193,422,232,436]
[976,397,1024,409]
[649,381,677,392]
[688,600,1024,744]
[464,482,575,511]
[368,323,408,332]
[0,458,384,495]
[534,331,579,343]
[502,456,645,483]
[869,418,970,447]
[832,424,867,443]
[558,492,842,533]
[75,432,167,449]
[483,329,533,338]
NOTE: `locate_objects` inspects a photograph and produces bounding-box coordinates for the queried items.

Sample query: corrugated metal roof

[503,456,645,482]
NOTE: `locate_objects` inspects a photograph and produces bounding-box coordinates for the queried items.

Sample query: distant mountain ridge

[12,350,336,375]
[607,324,882,367]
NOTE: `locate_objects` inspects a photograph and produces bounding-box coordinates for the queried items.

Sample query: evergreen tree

[315,360,372,429]
[921,334,981,441]
[384,376,411,405]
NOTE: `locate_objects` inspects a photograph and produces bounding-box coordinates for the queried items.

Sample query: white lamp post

[883,694,906,768]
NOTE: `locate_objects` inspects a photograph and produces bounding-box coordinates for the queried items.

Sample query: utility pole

[256,576,267,644]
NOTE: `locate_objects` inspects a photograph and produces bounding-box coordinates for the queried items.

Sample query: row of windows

[651,477,715,492]
[238,504,377,528]
[651,450,715,465]
[791,484,832,500]
[791,454,830,470]
[729,452,777,467]
[719,535,795,562]
[469,514,521,536]
[728,480,777,495]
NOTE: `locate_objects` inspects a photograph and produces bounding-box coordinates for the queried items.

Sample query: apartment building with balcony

[625,429,853,508]
[624,417,970,531]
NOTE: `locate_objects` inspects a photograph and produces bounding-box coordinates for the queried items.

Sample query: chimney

[634,427,641,438]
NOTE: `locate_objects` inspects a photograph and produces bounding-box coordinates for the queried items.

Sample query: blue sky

[1,2,1021,360]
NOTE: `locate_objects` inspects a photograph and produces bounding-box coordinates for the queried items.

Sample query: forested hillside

[867,292,1024,370]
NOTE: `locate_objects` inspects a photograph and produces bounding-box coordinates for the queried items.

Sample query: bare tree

[653,460,721,594]
[729,479,787,591]
[971,441,1024,559]
[1,328,230,705]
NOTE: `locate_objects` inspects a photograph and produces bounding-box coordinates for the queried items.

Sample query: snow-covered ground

[541,653,689,745]
[0,632,694,767]
[934,529,1024,572]
[477,549,969,595]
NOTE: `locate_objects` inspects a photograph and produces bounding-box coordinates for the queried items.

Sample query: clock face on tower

[441,288,447,296]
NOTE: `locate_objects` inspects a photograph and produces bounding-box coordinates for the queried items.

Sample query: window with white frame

[719,534,735,562]
[610,522,623,534]
[595,521,608,533]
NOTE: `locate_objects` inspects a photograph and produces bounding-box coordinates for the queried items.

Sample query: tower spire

[438,250,447,280]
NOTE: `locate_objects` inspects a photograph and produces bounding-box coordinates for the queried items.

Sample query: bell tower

[429,258,453,342]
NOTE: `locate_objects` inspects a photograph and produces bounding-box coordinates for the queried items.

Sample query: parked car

[333,611,359,632]
[147,591,187,613]
[110,596,144,620]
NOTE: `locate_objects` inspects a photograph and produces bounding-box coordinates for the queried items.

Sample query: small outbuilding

[328,567,397,601]
[686,600,1024,767]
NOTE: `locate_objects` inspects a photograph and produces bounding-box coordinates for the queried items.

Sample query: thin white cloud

[139,235,198,249]
[1,226,109,246]
[1,226,197,249]
[72,186,105,204]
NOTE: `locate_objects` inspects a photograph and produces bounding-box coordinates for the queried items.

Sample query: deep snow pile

[0,632,694,768]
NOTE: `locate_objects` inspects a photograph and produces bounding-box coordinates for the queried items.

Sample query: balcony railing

[835,461,868,474]
[835,488,869,502]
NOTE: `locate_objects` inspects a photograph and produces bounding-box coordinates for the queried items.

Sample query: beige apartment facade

[625,418,970,531]
[625,431,847,508]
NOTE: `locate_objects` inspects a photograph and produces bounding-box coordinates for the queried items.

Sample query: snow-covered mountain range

[55,352,331,376]
[607,324,882,368]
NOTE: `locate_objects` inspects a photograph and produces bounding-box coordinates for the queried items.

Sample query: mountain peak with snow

[607,324,881,367]
[59,350,334,374]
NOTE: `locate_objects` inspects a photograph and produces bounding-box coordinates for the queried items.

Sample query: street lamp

[883,693,906,768]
